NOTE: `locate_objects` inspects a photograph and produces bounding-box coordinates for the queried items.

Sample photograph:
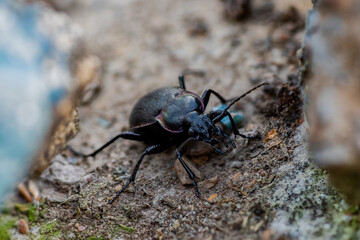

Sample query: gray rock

[40,155,85,189]
[0,0,99,205]
[302,0,360,204]
[39,185,68,203]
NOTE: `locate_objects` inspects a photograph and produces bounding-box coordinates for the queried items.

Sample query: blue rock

[212,103,244,131]
[0,0,75,205]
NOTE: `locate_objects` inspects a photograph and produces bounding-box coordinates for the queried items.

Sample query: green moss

[15,203,32,213]
[39,220,57,233]
[291,167,360,239]
[0,216,17,240]
[311,167,327,182]
[14,203,38,222]
[118,224,135,233]
[28,205,38,222]
[332,205,360,240]
[39,208,50,218]
[110,223,135,237]
[347,205,360,214]
[38,220,61,239]
[267,159,360,240]
[1,207,11,215]
[87,237,104,240]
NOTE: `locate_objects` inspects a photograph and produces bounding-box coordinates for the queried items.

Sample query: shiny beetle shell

[129,87,204,134]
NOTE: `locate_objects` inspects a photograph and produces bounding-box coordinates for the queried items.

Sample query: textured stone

[174,157,204,186]
[302,0,360,204]
[40,155,85,189]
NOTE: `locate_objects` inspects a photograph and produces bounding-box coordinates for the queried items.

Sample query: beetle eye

[188,128,195,136]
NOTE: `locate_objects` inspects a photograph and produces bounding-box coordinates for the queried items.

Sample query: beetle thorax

[155,91,204,133]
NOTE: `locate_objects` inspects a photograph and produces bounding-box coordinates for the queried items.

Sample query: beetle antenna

[213,82,269,123]
[225,82,269,112]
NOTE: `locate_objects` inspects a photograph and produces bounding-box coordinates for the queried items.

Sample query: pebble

[78,225,86,232]
[18,219,29,235]
[198,175,219,189]
[74,222,86,232]
[174,157,204,185]
[187,141,213,157]
[40,155,86,190]
[115,184,123,192]
[190,155,209,166]
[230,161,243,169]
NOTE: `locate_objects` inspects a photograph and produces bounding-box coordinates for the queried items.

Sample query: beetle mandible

[71,75,267,203]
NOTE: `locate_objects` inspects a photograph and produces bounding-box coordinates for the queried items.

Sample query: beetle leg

[67,132,145,158]
[179,69,207,90]
[110,143,170,203]
[201,89,228,109]
[217,111,255,140]
[176,148,200,197]
[211,145,225,155]
[210,110,241,137]
[222,139,229,148]
[178,75,186,89]
[215,126,229,148]
[210,110,252,144]
[223,133,236,148]
[211,111,240,135]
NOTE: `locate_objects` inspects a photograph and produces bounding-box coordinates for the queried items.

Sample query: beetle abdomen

[129,87,182,128]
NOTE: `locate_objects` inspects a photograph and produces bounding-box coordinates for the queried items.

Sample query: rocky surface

[301,0,360,205]
[2,0,360,239]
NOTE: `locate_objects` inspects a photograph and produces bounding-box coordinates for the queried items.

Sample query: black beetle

[71,75,267,203]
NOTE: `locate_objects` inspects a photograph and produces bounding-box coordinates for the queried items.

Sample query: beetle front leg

[210,110,239,135]
[176,139,200,197]
[176,150,200,197]
[210,110,252,140]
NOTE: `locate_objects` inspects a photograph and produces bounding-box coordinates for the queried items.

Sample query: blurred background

[1,0,360,239]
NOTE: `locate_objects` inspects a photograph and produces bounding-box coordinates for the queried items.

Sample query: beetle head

[184,111,233,153]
